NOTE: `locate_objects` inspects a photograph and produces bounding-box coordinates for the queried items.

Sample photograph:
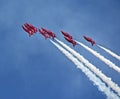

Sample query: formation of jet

[83,36,95,46]
[22,23,38,36]
[61,31,77,47]
[22,23,96,47]
[22,23,56,39]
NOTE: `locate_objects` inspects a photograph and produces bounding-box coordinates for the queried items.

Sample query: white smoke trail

[50,40,119,99]
[76,41,120,73]
[55,38,120,97]
[97,44,120,61]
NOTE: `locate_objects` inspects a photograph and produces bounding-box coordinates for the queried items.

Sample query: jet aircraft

[64,36,77,47]
[83,36,95,46]
[39,29,50,39]
[41,28,56,39]
[61,31,72,39]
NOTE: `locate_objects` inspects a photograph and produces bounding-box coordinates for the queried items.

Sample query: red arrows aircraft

[61,31,72,39]
[22,23,38,36]
[39,29,50,39]
[64,36,77,47]
[83,36,95,46]
[41,28,56,39]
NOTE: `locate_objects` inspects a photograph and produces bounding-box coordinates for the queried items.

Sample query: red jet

[41,28,56,39]
[39,29,50,39]
[83,36,95,46]
[22,23,38,36]
[61,31,72,39]
[64,36,77,47]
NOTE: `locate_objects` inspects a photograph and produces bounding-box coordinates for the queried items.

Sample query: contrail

[55,38,120,97]
[76,41,120,73]
[97,44,120,61]
[50,40,120,99]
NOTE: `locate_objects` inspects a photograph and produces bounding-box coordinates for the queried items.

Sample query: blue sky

[0,0,120,99]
